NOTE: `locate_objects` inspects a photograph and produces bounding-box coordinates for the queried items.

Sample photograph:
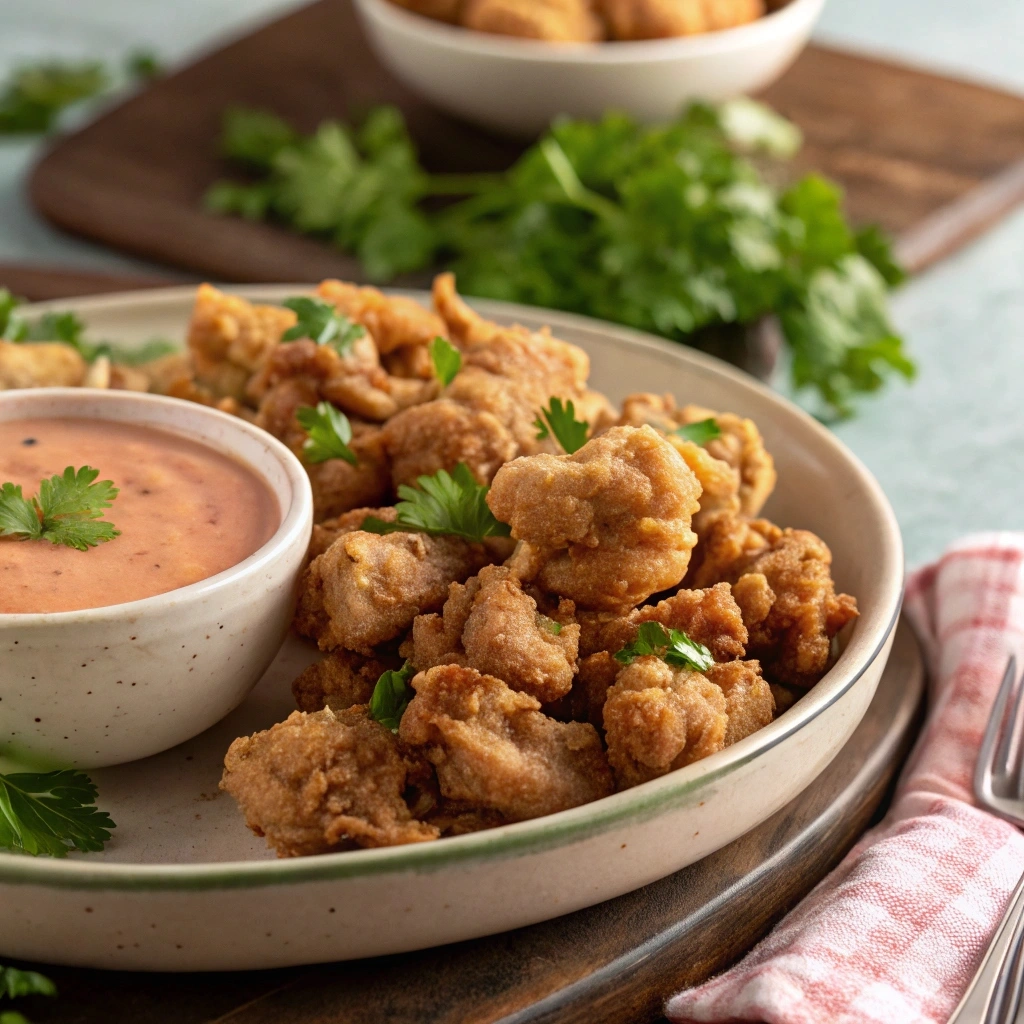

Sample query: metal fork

[949,658,1024,1024]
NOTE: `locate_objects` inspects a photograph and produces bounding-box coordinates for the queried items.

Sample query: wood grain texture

[12,617,924,1024]
[28,0,1024,285]
[0,263,179,302]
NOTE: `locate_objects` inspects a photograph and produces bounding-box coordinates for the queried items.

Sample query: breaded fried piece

[617,392,773,519]
[316,279,447,354]
[690,517,859,688]
[306,426,393,522]
[603,657,728,789]
[706,659,774,745]
[408,565,580,702]
[400,664,614,821]
[221,707,439,856]
[388,0,464,20]
[292,649,401,713]
[0,341,86,389]
[426,802,509,836]
[577,582,748,662]
[187,283,294,404]
[463,0,604,40]
[250,335,434,425]
[732,571,775,632]
[308,506,397,563]
[688,514,777,589]
[132,351,193,395]
[599,0,763,39]
[488,425,702,611]
[294,529,491,654]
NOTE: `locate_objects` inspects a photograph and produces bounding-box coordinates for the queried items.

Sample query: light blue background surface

[1,0,1022,567]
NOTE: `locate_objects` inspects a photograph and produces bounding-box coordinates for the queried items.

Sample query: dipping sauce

[0,418,280,614]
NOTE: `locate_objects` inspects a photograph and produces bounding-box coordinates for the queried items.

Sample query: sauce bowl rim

[0,388,313,624]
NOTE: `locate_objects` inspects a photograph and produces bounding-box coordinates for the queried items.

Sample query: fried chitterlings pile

[146,274,860,858]
[387,0,765,42]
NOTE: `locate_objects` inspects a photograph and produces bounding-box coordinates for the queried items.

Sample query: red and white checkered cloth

[666,534,1024,1024]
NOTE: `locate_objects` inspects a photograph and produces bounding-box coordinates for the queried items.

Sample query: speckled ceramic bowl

[0,389,313,770]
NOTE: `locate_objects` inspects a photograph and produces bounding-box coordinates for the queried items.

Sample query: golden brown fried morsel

[598,0,763,39]
[617,392,774,519]
[408,565,580,702]
[0,341,86,390]
[731,571,775,633]
[306,426,393,523]
[308,506,397,564]
[400,665,614,821]
[292,649,402,713]
[316,279,448,355]
[383,342,436,381]
[706,660,774,746]
[187,283,295,404]
[488,425,702,612]
[691,517,859,688]
[603,657,728,789]
[250,335,435,425]
[220,707,439,856]
[295,530,492,654]
[769,682,801,717]
[132,351,193,395]
[687,514,776,589]
[425,802,510,836]
[577,582,748,662]
[462,0,604,39]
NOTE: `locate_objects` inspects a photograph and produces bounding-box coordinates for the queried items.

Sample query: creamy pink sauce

[0,417,280,614]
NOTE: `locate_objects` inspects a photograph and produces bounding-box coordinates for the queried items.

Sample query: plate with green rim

[0,287,903,971]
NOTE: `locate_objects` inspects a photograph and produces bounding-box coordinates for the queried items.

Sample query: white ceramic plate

[354,0,826,136]
[0,288,902,972]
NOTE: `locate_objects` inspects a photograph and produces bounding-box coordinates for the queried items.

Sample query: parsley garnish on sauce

[429,336,461,386]
[368,662,415,733]
[361,463,511,544]
[614,621,715,673]
[674,418,722,446]
[0,467,119,551]
[0,770,116,857]
[295,403,358,465]
[282,296,366,356]
[534,397,589,455]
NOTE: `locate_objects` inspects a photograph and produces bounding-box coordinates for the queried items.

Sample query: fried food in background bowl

[354,0,826,136]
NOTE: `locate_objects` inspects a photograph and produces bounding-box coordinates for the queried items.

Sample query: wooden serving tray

[10,616,924,1024]
[28,0,1024,283]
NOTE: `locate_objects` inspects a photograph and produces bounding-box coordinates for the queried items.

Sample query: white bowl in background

[0,389,313,770]
[0,288,900,971]
[353,0,826,137]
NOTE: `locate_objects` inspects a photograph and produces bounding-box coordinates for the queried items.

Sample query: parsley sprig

[613,621,715,673]
[430,336,462,386]
[0,966,56,1001]
[295,403,358,465]
[368,662,415,733]
[208,101,911,418]
[362,463,511,543]
[282,296,366,355]
[534,397,589,455]
[0,770,116,857]
[674,418,722,446]
[0,467,119,552]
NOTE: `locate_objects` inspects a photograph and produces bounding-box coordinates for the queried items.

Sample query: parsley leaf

[613,621,714,673]
[674,418,721,446]
[430,336,462,386]
[0,62,107,135]
[534,397,589,454]
[0,770,116,857]
[368,662,415,733]
[362,463,511,543]
[0,967,56,1001]
[282,296,366,355]
[295,403,358,465]
[0,467,120,552]
[537,614,563,636]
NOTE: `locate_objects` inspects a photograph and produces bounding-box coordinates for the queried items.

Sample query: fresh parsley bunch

[209,101,911,419]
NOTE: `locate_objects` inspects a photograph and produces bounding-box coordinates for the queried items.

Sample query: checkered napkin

[666,533,1024,1024]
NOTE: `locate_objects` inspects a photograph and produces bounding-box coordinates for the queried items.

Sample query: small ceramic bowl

[0,389,313,770]
[353,0,826,137]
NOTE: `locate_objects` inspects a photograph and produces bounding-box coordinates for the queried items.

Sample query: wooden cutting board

[27,0,1024,284]
[10,616,924,1024]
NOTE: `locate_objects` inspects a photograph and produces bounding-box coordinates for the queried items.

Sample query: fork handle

[949,871,1024,1024]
